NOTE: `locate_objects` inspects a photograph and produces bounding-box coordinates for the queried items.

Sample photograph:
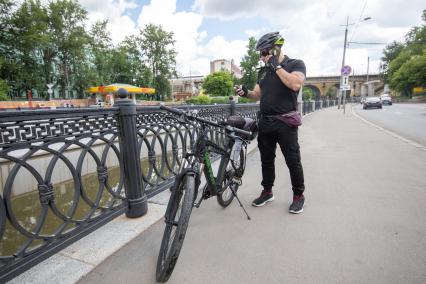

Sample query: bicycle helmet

[255,32,285,51]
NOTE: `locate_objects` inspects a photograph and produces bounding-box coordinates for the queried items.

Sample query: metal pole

[366,56,370,96]
[338,17,349,110]
[341,16,349,113]
[229,96,236,116]
[116,88,147,218]
[366,56,370,83]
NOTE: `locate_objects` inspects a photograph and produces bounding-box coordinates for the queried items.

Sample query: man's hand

[267,55,281,71]
[234,85,248,97]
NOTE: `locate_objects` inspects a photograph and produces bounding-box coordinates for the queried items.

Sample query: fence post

[229,96,236,116]
[116,88,147,218]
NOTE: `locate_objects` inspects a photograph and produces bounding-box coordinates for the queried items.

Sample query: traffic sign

[341,85,351,91]
[342,76,349,86]
[341,65,352,76]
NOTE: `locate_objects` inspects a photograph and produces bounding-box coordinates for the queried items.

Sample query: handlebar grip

[194,116,220,128]
[231,127,252,138]
[160,104,184,115]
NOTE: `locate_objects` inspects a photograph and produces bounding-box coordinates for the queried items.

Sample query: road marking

[351,106,426,152]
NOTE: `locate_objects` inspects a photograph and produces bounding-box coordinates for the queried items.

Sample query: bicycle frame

[179,123,238,200]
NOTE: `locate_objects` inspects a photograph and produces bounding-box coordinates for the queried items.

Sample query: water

[0,152,178,257]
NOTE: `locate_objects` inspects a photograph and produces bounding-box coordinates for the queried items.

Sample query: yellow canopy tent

[86,83,155,105]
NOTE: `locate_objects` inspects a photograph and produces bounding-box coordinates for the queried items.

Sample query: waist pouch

[261,111,302,128]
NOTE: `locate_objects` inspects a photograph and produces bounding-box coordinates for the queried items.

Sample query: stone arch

[303,84,322,100]
[323,84,340,99]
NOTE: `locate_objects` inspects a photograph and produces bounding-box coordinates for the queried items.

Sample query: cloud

[80,0,424,77]
[80,0,138,45]
[192,0,310,20]
[137,0,209,76]
[192,0,424,76]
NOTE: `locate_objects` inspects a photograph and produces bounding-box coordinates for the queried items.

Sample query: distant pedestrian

[235,32,306,213]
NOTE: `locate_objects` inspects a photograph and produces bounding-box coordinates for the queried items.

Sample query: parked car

[363,97,382,109]
[380,94,392,105]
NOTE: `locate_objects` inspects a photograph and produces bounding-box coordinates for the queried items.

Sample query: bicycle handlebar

[160,105,252,138]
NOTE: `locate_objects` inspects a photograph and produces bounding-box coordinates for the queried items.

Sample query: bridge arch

[323,84,340,98]
[303,85,322,100]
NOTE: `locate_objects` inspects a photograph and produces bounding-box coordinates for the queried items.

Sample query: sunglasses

[259,49,270,57]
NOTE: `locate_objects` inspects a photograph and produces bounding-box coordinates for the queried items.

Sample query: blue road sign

[341,65,352,76]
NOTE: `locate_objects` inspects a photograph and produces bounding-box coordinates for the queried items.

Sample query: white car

[380,94,392,105]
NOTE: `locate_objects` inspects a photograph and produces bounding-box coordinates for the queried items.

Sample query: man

[235,32,306,214]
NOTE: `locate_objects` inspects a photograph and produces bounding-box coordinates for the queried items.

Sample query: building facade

[170,75,204,101]
[210,59,242,79]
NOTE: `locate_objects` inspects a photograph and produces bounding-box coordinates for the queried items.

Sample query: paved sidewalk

[78,106,426,283]
[47,106,426,283]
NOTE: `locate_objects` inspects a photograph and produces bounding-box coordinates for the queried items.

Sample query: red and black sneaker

[289,194,305,214]
[251,190,274,207]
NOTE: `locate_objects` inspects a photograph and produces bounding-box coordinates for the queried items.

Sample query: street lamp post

[339,16,371,112]
[338,16,349,110]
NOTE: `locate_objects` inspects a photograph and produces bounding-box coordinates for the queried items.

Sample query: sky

[79,0,425,77]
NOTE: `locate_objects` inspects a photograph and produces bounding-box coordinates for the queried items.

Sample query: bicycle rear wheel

[156,173,195,282]
[217,169,239,207]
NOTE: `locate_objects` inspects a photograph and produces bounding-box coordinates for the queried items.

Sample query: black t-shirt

[258,55,306,115]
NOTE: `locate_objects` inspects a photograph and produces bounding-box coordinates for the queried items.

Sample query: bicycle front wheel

[156,173,195,282]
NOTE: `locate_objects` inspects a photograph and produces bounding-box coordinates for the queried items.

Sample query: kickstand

[230,184,251,220]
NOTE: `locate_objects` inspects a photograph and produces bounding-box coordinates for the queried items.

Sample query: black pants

[257,117,305,196]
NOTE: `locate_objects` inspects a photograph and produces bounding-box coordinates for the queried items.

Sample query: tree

[119,35,153,87]
[48,0,90,98]
[202,71,233,97]
[88,20,113,85]
[302,87,314,101]
[390,51,426,96]
[139,24,176,100]
[239,37,260,90]
[2,0,48,97]
[380,41,404,81]
[325,86,338,98]
[385,9,426,96]
[0,58,9,100]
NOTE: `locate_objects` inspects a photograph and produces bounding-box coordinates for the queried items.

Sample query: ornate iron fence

[0,95,259,282]
[0,95,335,281]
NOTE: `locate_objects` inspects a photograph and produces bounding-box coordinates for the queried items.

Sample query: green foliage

[210,96,230,104]
[231,74,241,88]
[186,95,211,104]
[382,9,426,96]
[0,1,175,100]
[0,79,10,100]
[390,51,426,93]
[237,96,256,103]
[380,41,404,81]
[240,37,260,90]
[140,24,176,100]
[202,71,233,97]
[325,86,338,98]
[302,87,314,101]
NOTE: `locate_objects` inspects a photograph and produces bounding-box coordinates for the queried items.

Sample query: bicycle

[156,105,256,282]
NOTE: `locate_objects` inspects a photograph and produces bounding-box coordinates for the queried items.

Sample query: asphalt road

[353,103,426,147]
[78,107,426,284]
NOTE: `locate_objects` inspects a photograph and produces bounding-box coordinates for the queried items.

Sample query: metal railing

[301,99,337,115]
[0,95,335,281]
